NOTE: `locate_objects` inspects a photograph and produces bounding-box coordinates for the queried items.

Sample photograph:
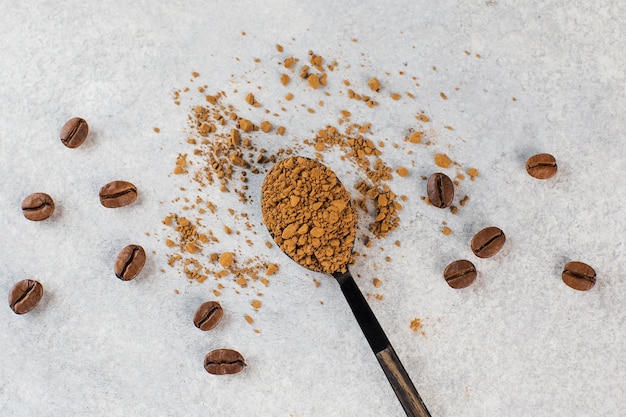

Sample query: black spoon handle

[334,270,432,417]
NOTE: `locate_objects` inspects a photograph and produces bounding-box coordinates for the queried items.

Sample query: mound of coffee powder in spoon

[261,156,355,274]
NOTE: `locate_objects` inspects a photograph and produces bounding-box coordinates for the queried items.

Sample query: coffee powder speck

[434,153,452,168]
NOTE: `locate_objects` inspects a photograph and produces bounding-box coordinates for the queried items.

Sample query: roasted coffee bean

[114,244,146,281]
[100,180,137,208]
[60,117,89,148]
[427,172,454,209]
[193,301,224,331]
[562,261,596,291]
[21,192,55,221]
[9,279,44,315]
[471,226,506,258]
[526,153,557,179]
[443,260,477,289]
[204,349,246,375]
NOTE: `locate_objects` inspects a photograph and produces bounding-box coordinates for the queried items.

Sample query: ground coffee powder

[261,156,355,274]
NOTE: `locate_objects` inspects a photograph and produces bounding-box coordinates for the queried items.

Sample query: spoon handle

[334,270,432,417]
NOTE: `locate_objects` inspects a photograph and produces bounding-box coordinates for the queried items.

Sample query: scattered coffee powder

[8,279,44,315]
[434,153,452,168]
[367,77,381,92]
[410,318,425,336]
[562,261,596,291]
[261,157,355,274]
[308,125,401,238]
[408,131,422,144]
[21,192,55,221]
[204,348,246,375]
[396,167,409,177]
[60,117,89,148]
[466,168,479,180]
[162,213,272,290]
[219,252,234,267]
[160,42,479,313]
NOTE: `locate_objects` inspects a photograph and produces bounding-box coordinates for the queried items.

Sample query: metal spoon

[261,157,431,417]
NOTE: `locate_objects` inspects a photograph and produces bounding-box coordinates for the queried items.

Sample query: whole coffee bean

[204,349,246,375]
[114,244,146,281]
[60,117,89,148]
[443,260,477,289]
[471,226,506,258]
[100,180,138,208]
[562,261,596,291]
[193,301,224,331]
[21,192,55,221]
[9,279,44,315]
[427,173,454,209]
[526,153,557,179]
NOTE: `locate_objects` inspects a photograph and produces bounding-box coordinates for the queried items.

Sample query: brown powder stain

[396,167,409,177]
[467,167,479,180]
[308,74,320,89]
[367,77,381,92]
[260,121,273,133]
[434,153,452,168]
[410,318,426,336]
[265,263,279,276]
[408,131,422,144]
[245,93,256,106]
[219,252,234,267]
[284,56,295,69]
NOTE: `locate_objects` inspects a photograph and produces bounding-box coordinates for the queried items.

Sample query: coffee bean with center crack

[100,181,138,208]
[427,173,454,209]
[471,227,506,258]
[60,117,89,148]
[443,260,477,289]
[22,193,55,221]
[526,153,557,179]
[114,245,146,281]
[193,301,224,331]
[9,279,44,314]
[562,261,596,291]
[204,349,246,375]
